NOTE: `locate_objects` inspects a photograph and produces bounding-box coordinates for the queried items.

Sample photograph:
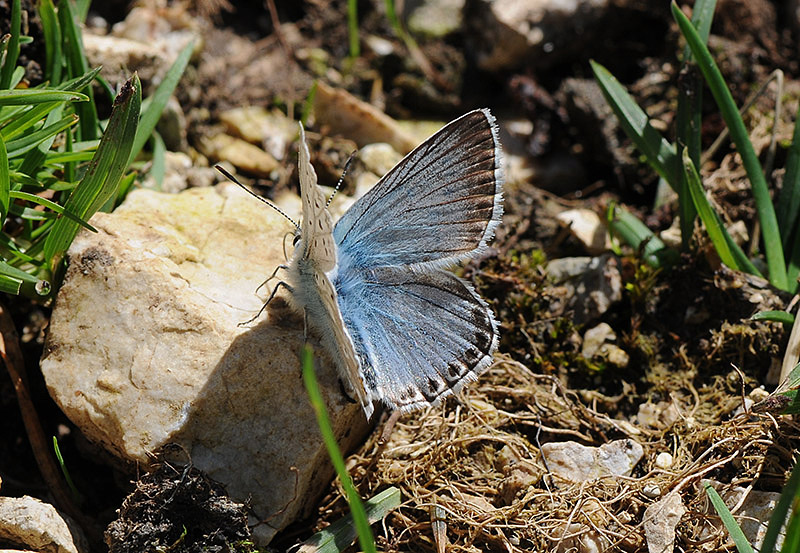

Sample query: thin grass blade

[682,148,760,274]
[704,482,755,553]
[0,0,20,90]
[39,0,62,84]
[590,60,678,188]
[0,89,87,106]
[0,134,8,223]
[675,0,717,248]
[43,75,140,268]
[761,457,800,552]
[5,114,77,158]
[751,310,795,325]
[672,1,787,289]
[58,0,97,140]
[608,205,678,268]
[128,40,194,166]
[778,102,800,260]
[301,344,376,553]
[295,487,401,553]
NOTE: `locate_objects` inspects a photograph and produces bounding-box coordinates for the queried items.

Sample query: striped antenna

[325,150,358,208]
[215,165,300,230]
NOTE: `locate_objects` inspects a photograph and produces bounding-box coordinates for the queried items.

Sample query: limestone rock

[40,185,370,545]
[541,439,644,483]
[0,496,87,553]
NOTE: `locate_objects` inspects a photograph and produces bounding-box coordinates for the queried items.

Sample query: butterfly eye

[292,232,302,246]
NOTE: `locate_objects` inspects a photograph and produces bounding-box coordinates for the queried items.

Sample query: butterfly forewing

[298,127,337,271]
[292,126,372,418]
[333,109,503,270]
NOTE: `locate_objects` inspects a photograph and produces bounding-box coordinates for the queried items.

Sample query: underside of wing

[334,265,499,412]
[333,109,504,270]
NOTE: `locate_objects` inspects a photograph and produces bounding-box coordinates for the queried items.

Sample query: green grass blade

[0,89,87,105]
[689,0,717,46]
[0,134,8,223]
[301,344,376,553]
[675,0,717,248]
[56,67,102,93]
[0,0,21,90]
[672,1,787,290]
[704,483,755,553]
[128,40,194,166]
[608,205,679,268]
[682,148,760,275]
[781,510,800,553]
[39,0,63,84]
[751,310,795,325]
[9,191,96,231]
[44,75,141,267]
[778,102,800,252]
[5,114,77,157]
[590,60,678,188]
[296,487,401,553]
[58,0,97,140]
[347,0,360,57]
[762,458,800,553]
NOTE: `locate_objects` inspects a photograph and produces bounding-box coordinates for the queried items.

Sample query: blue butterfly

[280,109,503,419]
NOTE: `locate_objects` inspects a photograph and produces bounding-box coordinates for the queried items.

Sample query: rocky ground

[3,0,800,552]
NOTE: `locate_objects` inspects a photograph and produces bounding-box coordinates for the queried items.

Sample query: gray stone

[40,185,370,545]
[545,254,622,324]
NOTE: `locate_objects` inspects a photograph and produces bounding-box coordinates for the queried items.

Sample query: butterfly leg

[255,264,288,295]
[239,280,294,326]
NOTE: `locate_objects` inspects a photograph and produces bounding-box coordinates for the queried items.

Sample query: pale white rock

[0,496,87,553]
[358,143,402,178]
[40,185,370,545]
[581,322,615,358]
[603,344,630,369]
[654,452,673,470]
[84,2,201,90]
[197,134,280,177]
[555,208,611,255]
[643,491,685,553]
[313,81,419,154]
[541,439,644,483]
[407,0,465,38]
[642,483,661,499]
[82,34,170,91]
[219,107,298,161]
[139,151,216,193]
[467,0,611,71]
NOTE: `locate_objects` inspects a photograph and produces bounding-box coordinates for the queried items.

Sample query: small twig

[0,302,92,533]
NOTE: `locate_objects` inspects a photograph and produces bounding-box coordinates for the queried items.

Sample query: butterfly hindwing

[334,265,498,411]
[333,109,503,270]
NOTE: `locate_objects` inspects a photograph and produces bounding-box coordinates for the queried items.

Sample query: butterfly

[280,109,503,420]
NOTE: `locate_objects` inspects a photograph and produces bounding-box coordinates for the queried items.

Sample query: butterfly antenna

[215,164,301,230]
[325,150,358,208]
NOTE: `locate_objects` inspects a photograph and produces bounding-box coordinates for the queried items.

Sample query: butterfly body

[283,109,503,419]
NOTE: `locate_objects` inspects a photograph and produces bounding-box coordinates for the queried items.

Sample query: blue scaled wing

[333,109,503,270]
[334,265,499,411]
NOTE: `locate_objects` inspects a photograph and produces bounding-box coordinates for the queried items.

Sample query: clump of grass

[0,0,193,298]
